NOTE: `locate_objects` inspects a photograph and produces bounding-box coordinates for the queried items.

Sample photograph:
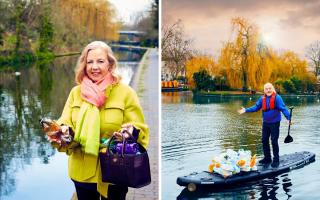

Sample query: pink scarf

[80,76,109,108]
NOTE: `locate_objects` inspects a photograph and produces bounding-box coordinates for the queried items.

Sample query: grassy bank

[0,51,55,67]
[193,90,319,97]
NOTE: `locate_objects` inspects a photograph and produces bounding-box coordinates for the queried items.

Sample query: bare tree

[161,20,193,79]
[306,41,320,77]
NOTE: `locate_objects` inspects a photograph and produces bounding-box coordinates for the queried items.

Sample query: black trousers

[262,122,280,160]
[73,180,128,200]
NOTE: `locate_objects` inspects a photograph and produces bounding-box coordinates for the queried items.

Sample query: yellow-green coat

[56,83,149,197]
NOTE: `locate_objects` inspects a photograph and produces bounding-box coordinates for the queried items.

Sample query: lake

[162,91,320,200]
[0,49,144,200]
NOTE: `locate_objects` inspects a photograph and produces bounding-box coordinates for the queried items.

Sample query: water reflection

[0,50,143,199]
[162,92,320,200]
[0,78,55,197]
[113,47,145,62]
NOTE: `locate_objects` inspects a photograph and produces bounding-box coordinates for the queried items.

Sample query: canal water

[0,49,144,200]
[162,91,320,200]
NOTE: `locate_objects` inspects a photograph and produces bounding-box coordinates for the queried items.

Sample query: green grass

[197,90,256,95]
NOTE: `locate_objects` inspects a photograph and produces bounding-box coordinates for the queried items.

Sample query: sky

[162,0,320,58]
[109,0,152,25]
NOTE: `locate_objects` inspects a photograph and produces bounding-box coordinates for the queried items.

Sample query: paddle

[284,107,294,143]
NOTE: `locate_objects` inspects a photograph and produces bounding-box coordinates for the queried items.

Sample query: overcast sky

[109,0,152,25]
[162,0,320,58]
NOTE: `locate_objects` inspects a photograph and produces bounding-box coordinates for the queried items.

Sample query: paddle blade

[284,135,293,143]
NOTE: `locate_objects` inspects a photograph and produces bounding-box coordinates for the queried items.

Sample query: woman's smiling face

[86,48,110,82]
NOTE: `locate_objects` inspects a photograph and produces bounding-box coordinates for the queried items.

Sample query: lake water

[0,49,144,200]
[162,91,320,200]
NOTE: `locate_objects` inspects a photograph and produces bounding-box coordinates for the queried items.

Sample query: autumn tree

[217,17,313,92]
[230,17,260,91]
[280,51,307,77]
[306,41,320,77]
[162,20,193,78]
[52,0,120,51]
[219,42,243,89]
[219,17,267,90]
[185,55,217,88]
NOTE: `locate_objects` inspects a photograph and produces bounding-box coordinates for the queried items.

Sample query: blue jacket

[245,94,291,123]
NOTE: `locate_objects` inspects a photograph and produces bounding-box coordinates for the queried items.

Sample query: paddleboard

[177,151,315,192]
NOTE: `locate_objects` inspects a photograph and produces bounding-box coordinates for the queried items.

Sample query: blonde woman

[51,41,149,200]
[238,83,291,168]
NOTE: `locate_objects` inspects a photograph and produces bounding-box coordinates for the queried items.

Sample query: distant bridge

[110,44,149,51]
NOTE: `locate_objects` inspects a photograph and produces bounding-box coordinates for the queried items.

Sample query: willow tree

[249,43,275,90]
[219,42,242,89]
[232,17,260,90]
[52,0,120,51]
[281,51,307,77]
[219,17,276,90]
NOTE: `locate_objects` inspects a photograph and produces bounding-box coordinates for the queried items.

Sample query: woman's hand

[47,125,74,146]
[113,131,123,141]
[238,107,246,115]
[112,124,135,141]
[121,124,134,138]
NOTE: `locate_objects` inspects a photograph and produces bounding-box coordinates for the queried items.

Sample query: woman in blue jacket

[238,83,291,167]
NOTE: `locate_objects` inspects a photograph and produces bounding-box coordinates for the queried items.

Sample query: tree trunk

[14,4,23,55]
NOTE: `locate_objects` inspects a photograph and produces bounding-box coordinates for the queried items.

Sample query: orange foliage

[181,17,315,91]
[217,17,312,91]
[53,0,120,44]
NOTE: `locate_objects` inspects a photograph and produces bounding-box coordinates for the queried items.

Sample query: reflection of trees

[0,58,72,197]
[113,49,145,62]
[162,91,193,104]
[0,75,55,196]
[37,60,53,108]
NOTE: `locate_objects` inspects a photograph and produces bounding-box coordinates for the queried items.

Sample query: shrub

[282,80,296,93]
[193,69,215,91]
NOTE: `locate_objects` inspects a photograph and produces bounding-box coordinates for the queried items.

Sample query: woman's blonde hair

[75,41,120,84]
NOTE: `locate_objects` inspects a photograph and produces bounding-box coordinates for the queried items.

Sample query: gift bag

[99,135,151,188]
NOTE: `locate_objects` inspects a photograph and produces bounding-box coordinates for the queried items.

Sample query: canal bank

[127,48,159,200]
[192,90,320,98]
